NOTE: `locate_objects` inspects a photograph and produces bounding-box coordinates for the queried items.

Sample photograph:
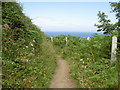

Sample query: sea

[44,32,103,38]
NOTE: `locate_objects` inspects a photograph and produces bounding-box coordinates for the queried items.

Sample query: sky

[20,1,117,32]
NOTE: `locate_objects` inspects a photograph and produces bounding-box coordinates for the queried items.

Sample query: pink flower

[4,24,10,29]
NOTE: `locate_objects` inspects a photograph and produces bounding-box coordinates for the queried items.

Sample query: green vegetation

[1,1,119,89]
[53,34,118,88]
[52,2,119,88]
[95,2,120,49]
[2,2,56,88]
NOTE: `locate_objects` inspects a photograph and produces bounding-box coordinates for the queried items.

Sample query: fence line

[51,36,118,60]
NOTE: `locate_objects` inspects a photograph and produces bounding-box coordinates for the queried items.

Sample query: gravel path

[50,56,76,88]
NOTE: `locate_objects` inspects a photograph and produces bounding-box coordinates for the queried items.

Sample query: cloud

[31,17,96,32]
[32,17,85,28]
[32,17,65,27]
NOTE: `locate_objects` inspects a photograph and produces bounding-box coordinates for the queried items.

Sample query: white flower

[33,48,34,50]
[31,44,33,46]
[26,46,28,48]
[80,59,83,61]
[87,58,89,60]
[33,40,35,42]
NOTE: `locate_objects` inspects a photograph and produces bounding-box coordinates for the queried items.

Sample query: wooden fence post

[51,37,53,42]
[87,37,90,40]
[66,37,68,46]
[111,36,117,60]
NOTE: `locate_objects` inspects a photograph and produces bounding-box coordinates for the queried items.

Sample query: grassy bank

[2,2,56,88]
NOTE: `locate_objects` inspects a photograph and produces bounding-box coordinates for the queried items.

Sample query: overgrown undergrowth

[2,2,56,88]
[53,35,118,88]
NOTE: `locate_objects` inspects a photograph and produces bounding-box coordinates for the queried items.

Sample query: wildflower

[33,40,35,42]
[26,46,28,48]
[4,24,10,30]
[80,59,83,61]
[31,44,33,46]
[87,58,89,60]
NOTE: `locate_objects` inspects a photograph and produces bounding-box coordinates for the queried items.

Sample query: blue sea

[44,32,103,38]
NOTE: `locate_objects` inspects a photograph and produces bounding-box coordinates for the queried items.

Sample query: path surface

[50,56,76,88]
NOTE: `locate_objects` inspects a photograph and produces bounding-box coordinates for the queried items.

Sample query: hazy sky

[21,1,117,32]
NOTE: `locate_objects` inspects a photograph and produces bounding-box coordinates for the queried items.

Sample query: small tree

[95,2,120,34]
[95,2,120,60]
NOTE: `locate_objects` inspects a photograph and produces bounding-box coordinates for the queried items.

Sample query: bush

[2,2,56,88]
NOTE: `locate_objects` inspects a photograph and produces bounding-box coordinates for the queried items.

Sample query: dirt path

[50,56,77,88]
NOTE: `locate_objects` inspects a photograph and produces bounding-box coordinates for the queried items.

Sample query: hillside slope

[2,2,56,88]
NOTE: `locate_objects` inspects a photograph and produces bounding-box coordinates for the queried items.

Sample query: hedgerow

[2,2,56,88]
